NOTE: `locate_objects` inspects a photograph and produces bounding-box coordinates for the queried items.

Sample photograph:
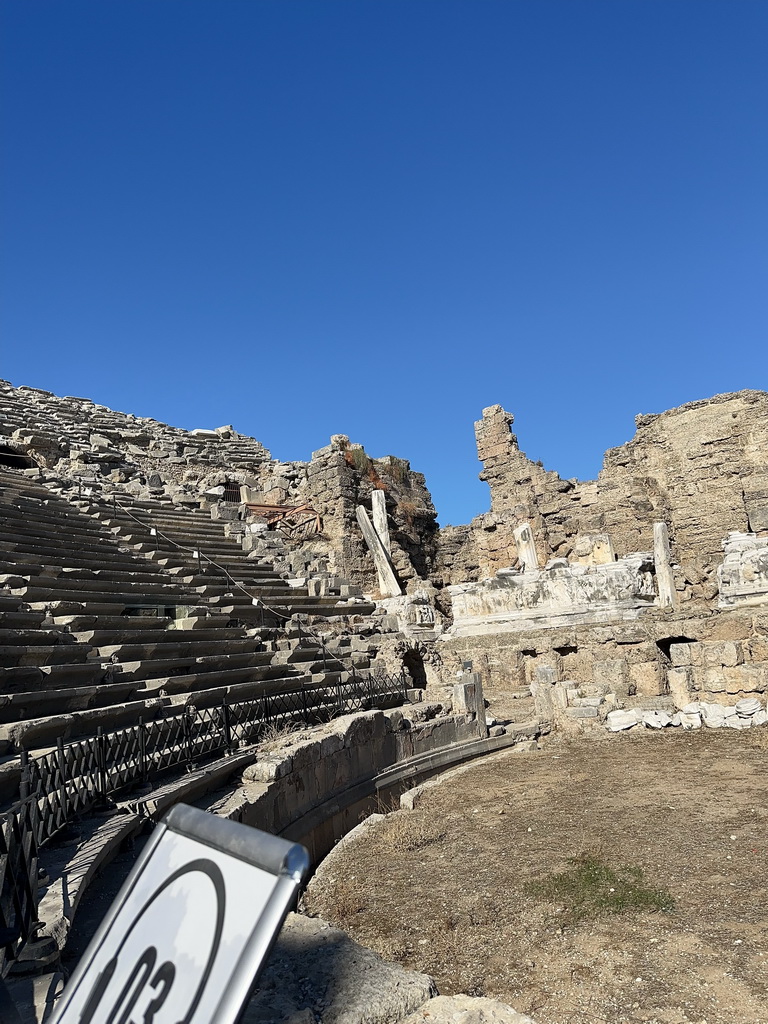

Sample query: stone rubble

[605,698,768,733]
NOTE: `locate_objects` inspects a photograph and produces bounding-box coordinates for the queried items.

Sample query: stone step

[114,650,275,682]
[0,680,142,722]
[0,671,313,751]
[139,662,303,697]
[0,610,47,629]
[0,538,154,565]
[0,663,108,689]
[73,626,248,646]
[0,515,116,543]
[13,585,199,606]
[0,628,81,646]
[0,644,93,667]
[96,636,264,662]
[53,614,175,631]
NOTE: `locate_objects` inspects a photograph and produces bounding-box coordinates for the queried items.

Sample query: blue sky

[2,0,766,525]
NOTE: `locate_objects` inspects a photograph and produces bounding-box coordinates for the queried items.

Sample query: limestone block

[629,661,662,697]
[700,668,726,694]
[669,643,693,667]
[605,709,640,731]
[723,665,767,695]
[736,697,762,717]
[565,706,598,719]
[242,913,435,1024]
[666,667,692,709]
[677,712,702,730]
[642,710,671,729]
[594,659,628,691]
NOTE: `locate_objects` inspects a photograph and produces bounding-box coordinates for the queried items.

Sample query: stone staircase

[75,492,373,623]
[0,469,377,756]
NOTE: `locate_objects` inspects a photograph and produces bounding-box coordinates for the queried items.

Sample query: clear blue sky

[2,1,766,525]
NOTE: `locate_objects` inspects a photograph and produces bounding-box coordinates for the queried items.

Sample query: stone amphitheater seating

[0,467,377,756]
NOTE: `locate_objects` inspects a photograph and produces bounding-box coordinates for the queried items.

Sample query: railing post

[183,709,195,768]
[300,680,309,723]
[297,617,303,648]
[96,728,108,806]
[321,639,327,673]
[138,717,148,783]
[401,669,409,700]
[19,751,29,802]
[222,701,233,755]
[56,738,69,832]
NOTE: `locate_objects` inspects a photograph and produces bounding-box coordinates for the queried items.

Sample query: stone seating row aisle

[69,489,380,697]
[0,469,325,756]
[77,491,374,621]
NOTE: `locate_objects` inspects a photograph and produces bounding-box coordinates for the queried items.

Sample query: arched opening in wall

[222,480,242,503]
[0,446,37,470]
[402,649,428,690]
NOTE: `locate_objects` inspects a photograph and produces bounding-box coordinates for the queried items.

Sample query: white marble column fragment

[356,505,401,597]
[371,489,391,555]
[513,522,539,572]
[653,521,676,609]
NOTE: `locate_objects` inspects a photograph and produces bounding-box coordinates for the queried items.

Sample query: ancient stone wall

[435,392,768,606]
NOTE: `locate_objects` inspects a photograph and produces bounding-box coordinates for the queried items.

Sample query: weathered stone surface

[445,555,656,637]
[398,995,536,1024]
[241,913,435,1024]
[719,532,768,609]
[605,709,640,731]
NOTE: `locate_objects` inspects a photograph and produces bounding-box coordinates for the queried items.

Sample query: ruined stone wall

[441,606,768,711]
[435,391,768,605]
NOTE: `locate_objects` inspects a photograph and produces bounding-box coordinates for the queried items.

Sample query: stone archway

[402,647,428,689]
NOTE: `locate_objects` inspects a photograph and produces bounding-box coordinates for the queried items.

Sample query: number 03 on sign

[50,804,309,1024]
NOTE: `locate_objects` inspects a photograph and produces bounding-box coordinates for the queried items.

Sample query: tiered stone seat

[81,495,376,622]
[0,470,323,751]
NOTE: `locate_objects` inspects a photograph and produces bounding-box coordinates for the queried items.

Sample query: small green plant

[344,447,372,474]
[528,852,675,923]
[387,458,411,485]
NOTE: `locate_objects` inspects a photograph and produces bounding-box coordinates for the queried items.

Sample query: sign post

[50,804,309,1024]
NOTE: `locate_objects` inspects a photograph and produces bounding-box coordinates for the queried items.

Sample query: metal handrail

[0,667,409,973]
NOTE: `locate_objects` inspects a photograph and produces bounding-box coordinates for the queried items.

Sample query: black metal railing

[0,668,409,974]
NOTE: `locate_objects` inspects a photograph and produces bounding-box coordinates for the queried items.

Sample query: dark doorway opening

[222,480,242,503]
[0,446,36,470]
[402,649,428,689]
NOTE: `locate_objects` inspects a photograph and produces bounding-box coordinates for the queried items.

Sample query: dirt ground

[303,727,768,1024]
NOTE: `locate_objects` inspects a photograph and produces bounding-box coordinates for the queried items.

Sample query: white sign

[50,804,309,1024]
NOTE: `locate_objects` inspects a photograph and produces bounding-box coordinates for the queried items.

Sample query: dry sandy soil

[304,727,768,1024]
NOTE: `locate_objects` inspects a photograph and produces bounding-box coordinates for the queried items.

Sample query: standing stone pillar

[355,506,401,598]
[653,522,676,609]
[453,672,487,738]
[513,522,539,572]
[371,489,391,554]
